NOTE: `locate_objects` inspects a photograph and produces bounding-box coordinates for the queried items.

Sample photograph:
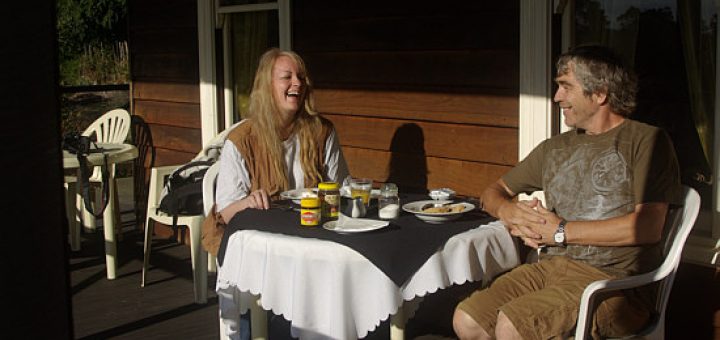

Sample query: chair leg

[65,182,81,251]
[208,253,217,273]
[113,178,123,241]
[78,190,97,232]
[141,217,154,287]
[190,221,208,304]
[250,295,268,339]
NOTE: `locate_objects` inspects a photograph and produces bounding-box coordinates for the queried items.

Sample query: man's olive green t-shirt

[503,119,682,277]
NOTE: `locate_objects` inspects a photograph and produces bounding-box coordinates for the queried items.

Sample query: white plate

[323,219,389,234]
[402,200,475,224]
[339,186,381,199]
[280,188,318,204]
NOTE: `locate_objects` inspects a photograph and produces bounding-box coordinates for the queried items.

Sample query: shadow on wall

[386,123,428,194]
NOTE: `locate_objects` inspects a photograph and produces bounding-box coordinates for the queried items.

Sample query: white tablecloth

[216,220,519,340]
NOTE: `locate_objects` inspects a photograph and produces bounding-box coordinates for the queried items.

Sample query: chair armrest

[575,269,667,339]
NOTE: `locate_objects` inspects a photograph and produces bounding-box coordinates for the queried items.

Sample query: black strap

[77,150,110,218]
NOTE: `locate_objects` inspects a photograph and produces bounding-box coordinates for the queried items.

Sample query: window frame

[197,0,292,143]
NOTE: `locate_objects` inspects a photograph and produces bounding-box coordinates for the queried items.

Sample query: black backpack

[158,160,214,226]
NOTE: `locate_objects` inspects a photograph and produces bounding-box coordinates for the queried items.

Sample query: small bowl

[429,188,456,200]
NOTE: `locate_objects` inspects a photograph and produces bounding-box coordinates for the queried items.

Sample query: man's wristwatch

[554,219,567,246]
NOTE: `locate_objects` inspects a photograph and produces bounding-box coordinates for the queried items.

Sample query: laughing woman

[212,48,349,339]
[216,48,349,224]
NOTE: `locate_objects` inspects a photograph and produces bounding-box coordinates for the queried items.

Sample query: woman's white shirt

[215,129,349,211]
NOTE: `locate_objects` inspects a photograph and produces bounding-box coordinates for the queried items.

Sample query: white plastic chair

[78,108,132,230]
[574,186,701,340]
[202,162,220,218]
[141,122,241,304]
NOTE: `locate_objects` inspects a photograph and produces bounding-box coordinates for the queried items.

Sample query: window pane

[574,0,717,236]
[229,11,279,120]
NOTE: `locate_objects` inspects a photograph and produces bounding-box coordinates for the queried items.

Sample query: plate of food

[280,188,318,204]
[402,200,475,224]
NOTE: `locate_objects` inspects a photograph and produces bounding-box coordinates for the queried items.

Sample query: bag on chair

[158,160,214,224]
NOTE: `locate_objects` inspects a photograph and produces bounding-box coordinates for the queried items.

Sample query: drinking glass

[349,178,372,206]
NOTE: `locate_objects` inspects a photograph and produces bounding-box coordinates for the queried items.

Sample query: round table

[216,220,520,340]
[64,143,138,279]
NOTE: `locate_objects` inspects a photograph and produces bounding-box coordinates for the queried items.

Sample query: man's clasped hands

[497,198,563,249]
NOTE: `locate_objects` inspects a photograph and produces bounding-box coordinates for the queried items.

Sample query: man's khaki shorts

[457,256,650,340]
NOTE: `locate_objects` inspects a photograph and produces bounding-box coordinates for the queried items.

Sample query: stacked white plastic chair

[142,121,242,304]
[65,108,131,250]
[574,186,700,339]
[80,108,132,230]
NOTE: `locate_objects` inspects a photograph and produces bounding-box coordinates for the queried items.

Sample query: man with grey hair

[453,45,682,339]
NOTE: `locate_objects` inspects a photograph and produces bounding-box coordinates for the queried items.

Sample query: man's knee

[495,311,523,340]
[452,307,491,340]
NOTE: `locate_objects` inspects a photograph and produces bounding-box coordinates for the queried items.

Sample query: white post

[198,0,220,146]
[519,0,554,203]
[519,0,554,159]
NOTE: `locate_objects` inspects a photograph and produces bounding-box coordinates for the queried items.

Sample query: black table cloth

[218,195,496,286]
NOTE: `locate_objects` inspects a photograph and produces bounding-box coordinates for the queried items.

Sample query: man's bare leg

[453,308,492,340]
[494,311,523,340]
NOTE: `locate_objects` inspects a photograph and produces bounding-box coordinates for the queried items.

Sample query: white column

[519,0,554,160]
[519,0,554,203]
[198,0,220,146]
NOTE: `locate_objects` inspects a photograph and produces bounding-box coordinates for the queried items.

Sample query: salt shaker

[378,183,400,220]
[350,197,366,218]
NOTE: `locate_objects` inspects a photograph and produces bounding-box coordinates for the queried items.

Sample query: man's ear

[592,91,608,105]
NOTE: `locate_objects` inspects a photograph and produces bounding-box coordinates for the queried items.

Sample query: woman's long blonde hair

[247,48,324,191]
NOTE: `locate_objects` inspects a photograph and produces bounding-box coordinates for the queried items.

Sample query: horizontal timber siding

[128,0,200,167]
[294,1,519,197]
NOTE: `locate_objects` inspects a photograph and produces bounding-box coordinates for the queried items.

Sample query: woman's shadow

[386,123,428,195]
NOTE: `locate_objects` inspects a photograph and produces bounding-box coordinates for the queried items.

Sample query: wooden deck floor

[70,226,220,339]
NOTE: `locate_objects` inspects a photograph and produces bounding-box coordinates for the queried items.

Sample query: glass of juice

[349,178,373,206]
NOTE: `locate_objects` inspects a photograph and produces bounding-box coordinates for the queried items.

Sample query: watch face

[554,232,564,244]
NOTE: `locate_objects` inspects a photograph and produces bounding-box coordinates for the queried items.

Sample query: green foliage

[60,41,128,85]
[57,0,130,135]
[57,0,127,60]
[57,0,128,85]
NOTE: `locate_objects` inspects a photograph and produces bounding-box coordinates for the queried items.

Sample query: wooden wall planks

[325,114,517,166]
[128,0,521,197]
[295,1,520,196]
[315,89,518,128]
[341,147,511,197]
[129,0,201,167]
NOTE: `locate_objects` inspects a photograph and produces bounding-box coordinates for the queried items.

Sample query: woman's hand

[240,189,271,210]
[219,189,270,222]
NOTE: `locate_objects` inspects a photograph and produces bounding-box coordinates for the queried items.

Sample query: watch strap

[555,219,567,246]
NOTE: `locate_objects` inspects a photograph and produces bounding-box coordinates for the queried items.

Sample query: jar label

[322,194,339,218]
[301,210,319,226]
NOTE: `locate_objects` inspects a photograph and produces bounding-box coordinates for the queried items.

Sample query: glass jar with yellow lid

[318,181,340,222]
[300,197,320,226]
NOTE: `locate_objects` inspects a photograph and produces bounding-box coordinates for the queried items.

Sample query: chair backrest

[131,115,155,228]
[83,108,131,144]
[202,162,221,216]
[574,186,700,340]
[193,120,245,161]
[652,185,700,318]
